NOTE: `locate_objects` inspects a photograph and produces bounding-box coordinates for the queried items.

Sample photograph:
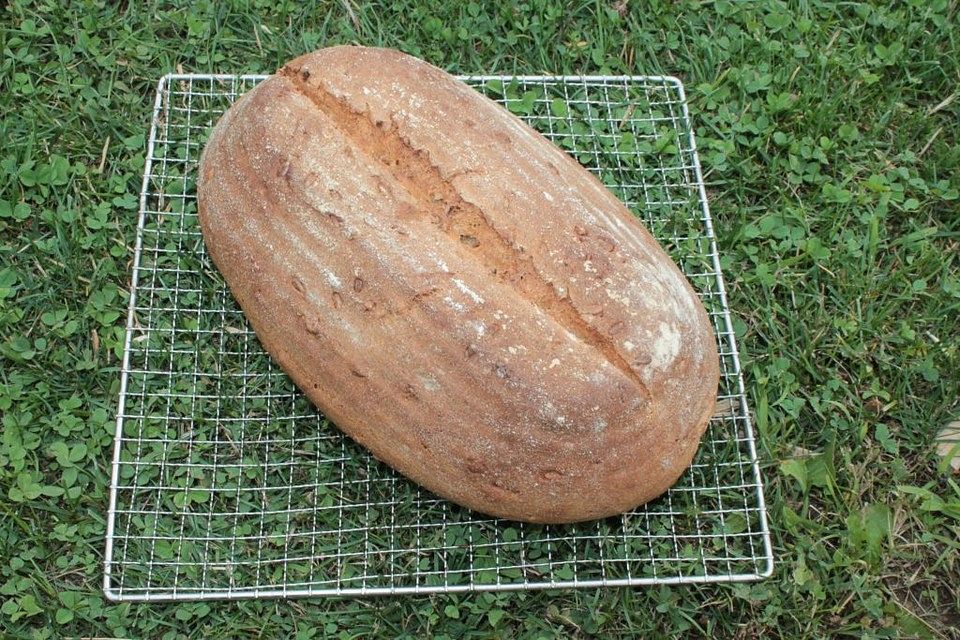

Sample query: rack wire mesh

[104,73,772,601]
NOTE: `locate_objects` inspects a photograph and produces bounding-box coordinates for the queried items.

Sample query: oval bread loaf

[197,46,720,523]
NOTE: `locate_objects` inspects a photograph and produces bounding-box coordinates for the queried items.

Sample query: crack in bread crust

[279,65,650,397]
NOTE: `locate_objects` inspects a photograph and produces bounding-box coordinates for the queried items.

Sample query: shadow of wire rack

[104,73,772,601]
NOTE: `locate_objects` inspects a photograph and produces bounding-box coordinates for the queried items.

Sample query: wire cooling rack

[104,73,772,601]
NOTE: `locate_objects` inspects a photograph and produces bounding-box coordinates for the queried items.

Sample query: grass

[1,0,958,637]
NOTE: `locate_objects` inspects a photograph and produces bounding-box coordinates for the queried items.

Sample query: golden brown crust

[197,46,720,523]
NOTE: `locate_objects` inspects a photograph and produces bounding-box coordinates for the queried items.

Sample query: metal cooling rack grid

[104,73,773,601]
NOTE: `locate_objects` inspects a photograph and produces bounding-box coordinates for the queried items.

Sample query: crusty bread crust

[197,46,720,523]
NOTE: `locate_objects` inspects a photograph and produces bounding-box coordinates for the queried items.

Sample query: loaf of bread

[197,46,720,523]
